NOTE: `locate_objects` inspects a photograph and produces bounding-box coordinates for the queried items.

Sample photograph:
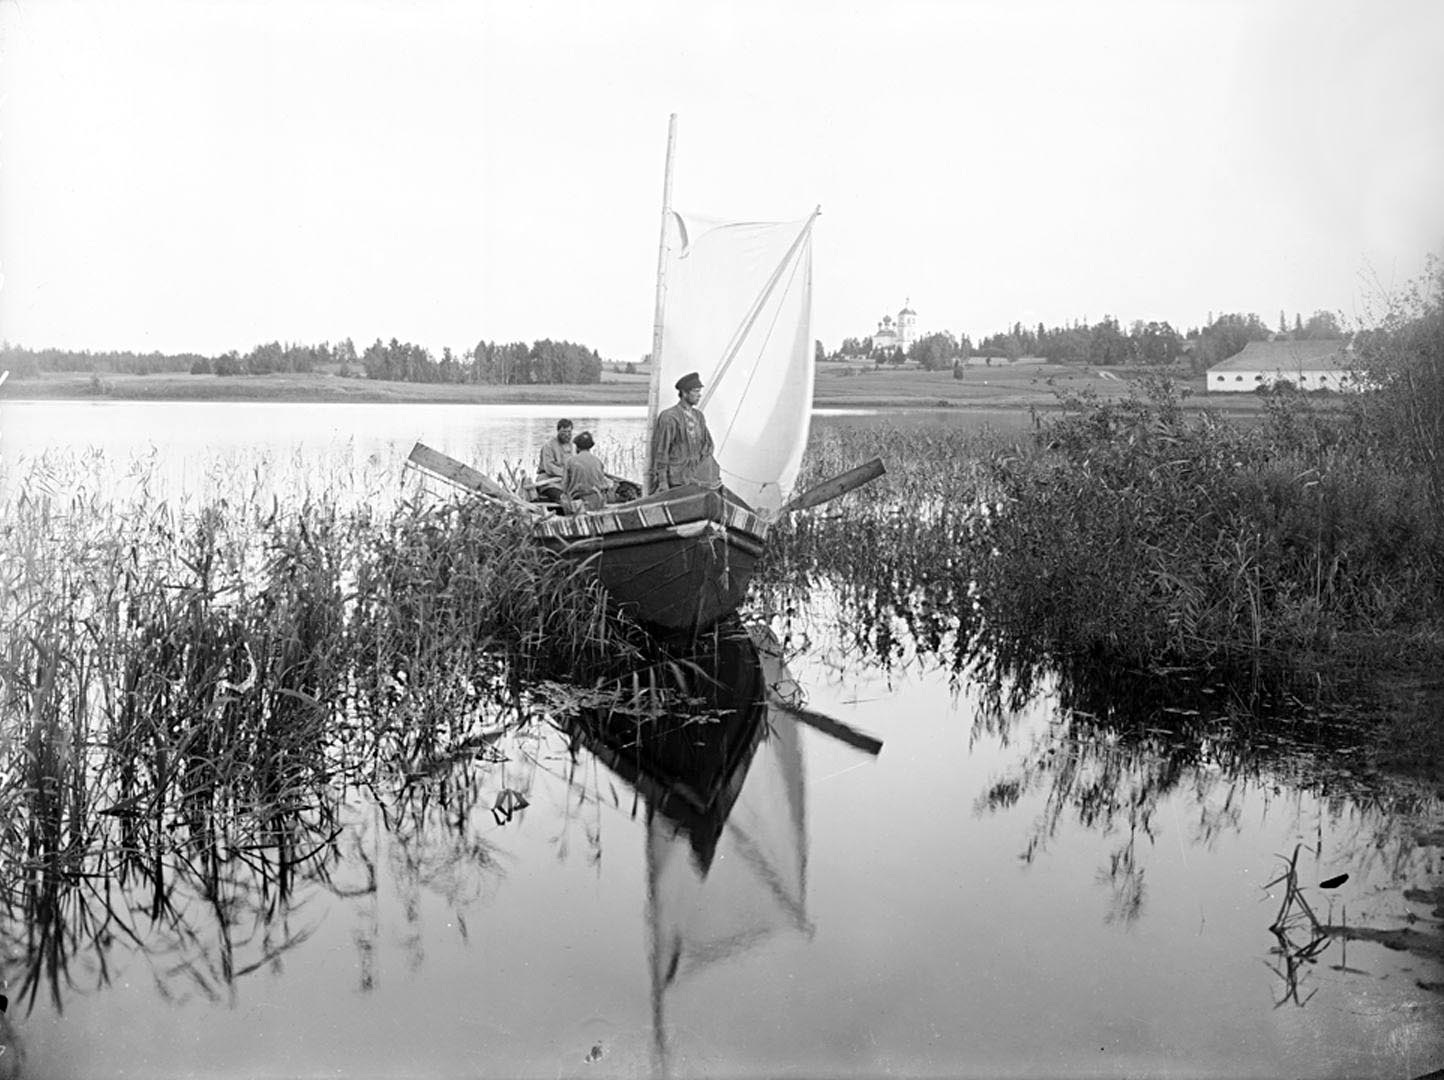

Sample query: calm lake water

[1,400,1442,1079]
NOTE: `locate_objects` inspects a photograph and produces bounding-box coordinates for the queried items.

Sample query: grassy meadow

[2,356,1261,412]
[0,369,655,405]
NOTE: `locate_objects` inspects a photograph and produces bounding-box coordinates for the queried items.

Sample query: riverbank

[0,362,1275,414]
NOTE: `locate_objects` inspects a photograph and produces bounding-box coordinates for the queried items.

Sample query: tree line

[2,306,1351,384]
[823,309,1347,371]
[0,337,605,385]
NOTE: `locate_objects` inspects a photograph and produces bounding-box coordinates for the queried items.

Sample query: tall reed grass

[764,378,1443,684]
[0,448,657,1008]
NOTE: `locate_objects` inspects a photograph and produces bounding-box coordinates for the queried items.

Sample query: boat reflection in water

[559,621,879,1076]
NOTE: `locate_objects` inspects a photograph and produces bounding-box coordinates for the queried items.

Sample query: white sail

[654,210,818,515]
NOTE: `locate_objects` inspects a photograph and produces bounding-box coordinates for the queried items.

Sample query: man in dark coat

[650,371,719,491]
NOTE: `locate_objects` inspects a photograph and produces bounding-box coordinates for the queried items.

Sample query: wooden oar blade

[781,457,885,515]
[406,442,538,510]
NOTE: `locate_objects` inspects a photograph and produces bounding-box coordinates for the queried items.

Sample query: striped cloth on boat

[533,489,768,542]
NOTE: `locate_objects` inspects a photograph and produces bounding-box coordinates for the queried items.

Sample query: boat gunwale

[539,520,767,560]
[532,485,769,545]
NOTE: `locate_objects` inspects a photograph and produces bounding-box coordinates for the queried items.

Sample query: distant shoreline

[1,366,1271,414]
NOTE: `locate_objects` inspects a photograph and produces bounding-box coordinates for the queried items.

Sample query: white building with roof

[872,300,917,353]
[1206,340,1360,393]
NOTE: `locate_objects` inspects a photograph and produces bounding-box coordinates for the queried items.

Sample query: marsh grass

[0,448,665,1008]
[761,421,997,671]
[764,378,1443,686]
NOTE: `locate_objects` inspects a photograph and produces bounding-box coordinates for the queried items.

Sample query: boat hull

[533,485,768,635]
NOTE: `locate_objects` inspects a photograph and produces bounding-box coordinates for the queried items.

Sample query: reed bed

[0,448,661,1008]
[764,380,1443,685]
[762,422,996,673]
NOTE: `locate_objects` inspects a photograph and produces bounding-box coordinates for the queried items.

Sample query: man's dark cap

[675,372,703,392]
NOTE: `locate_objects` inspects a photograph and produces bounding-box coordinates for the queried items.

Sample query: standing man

[650,371,719,492]
[535,418,574,503]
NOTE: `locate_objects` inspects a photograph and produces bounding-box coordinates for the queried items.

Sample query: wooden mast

[644,113,678,495]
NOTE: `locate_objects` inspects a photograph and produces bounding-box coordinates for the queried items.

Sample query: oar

[780,457,885,516]
[405,442,543,513]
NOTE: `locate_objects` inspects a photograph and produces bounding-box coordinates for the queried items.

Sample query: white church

[872,300,917,352]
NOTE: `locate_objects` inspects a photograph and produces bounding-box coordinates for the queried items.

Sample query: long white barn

[1206,340,1359,393]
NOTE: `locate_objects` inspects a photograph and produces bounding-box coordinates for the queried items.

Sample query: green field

[1,359,1270,413]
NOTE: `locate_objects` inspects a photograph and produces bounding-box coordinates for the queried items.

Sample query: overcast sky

[2,0,1441,361]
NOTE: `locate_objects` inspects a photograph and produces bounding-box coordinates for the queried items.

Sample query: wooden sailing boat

[532,115,823,635]
[407,117,880,634]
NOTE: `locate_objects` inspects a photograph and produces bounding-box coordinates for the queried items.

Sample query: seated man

[561,431,614,512]
[534,419,574,503]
